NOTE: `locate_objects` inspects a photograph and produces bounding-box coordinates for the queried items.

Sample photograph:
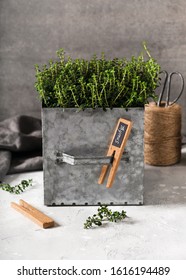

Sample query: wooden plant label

[11,199,55,228]
[98,118,133,188]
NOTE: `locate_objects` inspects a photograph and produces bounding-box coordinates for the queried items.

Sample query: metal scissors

[157,70,184,107]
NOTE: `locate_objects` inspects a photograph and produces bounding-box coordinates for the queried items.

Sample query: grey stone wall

[0,0,186,133]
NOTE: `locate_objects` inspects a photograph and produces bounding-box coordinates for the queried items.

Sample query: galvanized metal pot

[42,108,144,206]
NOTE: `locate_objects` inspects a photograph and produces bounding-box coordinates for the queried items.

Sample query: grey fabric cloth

[0,115,42,182]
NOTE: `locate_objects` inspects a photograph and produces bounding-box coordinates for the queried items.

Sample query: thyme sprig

[84,205,127,229]
[0,179,33,194]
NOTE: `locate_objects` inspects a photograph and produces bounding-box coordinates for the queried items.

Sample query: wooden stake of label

[98,118,133,188]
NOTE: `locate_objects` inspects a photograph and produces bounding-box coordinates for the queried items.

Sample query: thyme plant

[84,205,127,229]
[35,43,160,110]
[0,179,32,194]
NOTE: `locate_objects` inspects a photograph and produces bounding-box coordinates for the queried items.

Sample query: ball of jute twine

[144,102,182,166]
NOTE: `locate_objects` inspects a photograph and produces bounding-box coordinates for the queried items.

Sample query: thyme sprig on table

[0,179,32,194]
[84,205,127,229]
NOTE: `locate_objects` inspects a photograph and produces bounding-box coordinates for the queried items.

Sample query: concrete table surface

[0,149,186,260]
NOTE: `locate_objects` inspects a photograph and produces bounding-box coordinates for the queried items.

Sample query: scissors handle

[166,72,184,106]
[157,70,168,106]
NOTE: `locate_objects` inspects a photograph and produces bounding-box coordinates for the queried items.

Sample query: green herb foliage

[35,43,160,110]
[0,179,32,194]
[84,205,127,229]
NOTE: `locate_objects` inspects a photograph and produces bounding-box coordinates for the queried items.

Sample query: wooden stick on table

[11,199,54,229]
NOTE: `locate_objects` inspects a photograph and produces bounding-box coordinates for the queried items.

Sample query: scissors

[157,70,184,107]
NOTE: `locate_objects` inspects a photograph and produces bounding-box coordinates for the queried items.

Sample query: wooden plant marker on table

[98,118,133,188]
[11,199,54,228]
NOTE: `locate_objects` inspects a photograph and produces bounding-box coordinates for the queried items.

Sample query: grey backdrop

[1,0,186,134]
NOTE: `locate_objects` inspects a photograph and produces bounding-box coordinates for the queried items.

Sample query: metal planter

[42,108,144,206]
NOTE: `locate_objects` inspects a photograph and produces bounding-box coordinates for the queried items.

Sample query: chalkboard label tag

[112,122,128,148]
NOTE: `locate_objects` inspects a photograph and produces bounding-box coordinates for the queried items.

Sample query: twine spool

[144,102,182,166]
